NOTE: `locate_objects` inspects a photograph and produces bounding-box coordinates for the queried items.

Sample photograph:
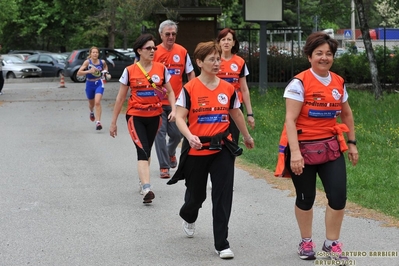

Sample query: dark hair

[217,28,240,54]
[193,41,222,62]
[133,34,156,60]
[303,32,339,57]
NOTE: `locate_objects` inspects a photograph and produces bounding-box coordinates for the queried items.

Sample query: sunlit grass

[241,87,399,219]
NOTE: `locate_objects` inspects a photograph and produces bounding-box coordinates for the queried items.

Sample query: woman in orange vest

[169,41,254,259]
[275,32,358,261]
[216,28,255,143]
[109,34,176,204]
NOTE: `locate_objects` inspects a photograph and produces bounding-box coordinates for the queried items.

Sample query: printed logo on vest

[173,55,180,63]
[151,74,161,83]
[332,88,342,100]
[230,63,238,72]
[217,93,228,105]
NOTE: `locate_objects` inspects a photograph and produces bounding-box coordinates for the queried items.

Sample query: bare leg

[137,160,150,185]
[325,206,344,240]
[295,206,313,238]
[88,99,95,112]
[94,93,102,121]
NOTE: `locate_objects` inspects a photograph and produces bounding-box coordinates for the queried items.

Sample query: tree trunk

[354,0,383,99]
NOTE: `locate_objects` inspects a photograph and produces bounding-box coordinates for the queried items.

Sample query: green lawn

[240,87,399,219]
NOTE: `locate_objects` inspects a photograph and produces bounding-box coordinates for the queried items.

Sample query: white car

[1,55,42,78]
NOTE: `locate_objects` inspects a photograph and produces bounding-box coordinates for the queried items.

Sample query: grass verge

[240,87,399,222]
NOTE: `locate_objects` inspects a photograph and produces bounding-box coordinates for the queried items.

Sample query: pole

[351,0,356,41]
[297,0,301,53]
[259,21,267,94]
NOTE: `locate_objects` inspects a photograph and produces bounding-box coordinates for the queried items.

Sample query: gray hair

[159,20,178,34]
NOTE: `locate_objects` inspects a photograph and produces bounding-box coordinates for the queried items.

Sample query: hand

[290,151,304,175]
[348,145,359,166]
[243,135,255,149]
[247,116,255,130]
[168,110,176,122]
[110,124,117,138]
[89,67,99,74]
[188,135,202,150]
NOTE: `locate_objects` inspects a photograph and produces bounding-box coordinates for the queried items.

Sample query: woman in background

[216,28,255,143]
[109,34,175,204]
[77,46,109,130]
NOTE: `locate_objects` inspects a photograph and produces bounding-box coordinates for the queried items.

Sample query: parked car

[64,48,134,82]
[25,53,65,77]
[335,48,348,58]
[60,52,71,60]
[9,53,30,61]
[1,55,42,79]
[124,51,136,60]
[8,50,52,56]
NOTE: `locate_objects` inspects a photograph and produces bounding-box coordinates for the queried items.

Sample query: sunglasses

[164,32,177,37]
[142,46,157,51]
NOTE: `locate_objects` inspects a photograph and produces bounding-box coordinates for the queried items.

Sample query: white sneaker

[142,188,155,204]
[215,248,234,259]
[182,221,195,237]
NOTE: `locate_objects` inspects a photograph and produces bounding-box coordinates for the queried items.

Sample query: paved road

[1,79,398,266]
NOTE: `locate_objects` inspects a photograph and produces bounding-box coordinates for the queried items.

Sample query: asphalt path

[0,79,398,266]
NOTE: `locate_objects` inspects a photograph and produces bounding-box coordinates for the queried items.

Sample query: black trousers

[0,73,4,92]
[179,148,235,251]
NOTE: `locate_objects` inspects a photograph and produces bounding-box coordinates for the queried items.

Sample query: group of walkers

[79,21,358,263]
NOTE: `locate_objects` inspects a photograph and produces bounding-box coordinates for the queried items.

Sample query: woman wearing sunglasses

[109,34,176,204]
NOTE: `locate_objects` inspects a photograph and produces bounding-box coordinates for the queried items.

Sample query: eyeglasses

[142,46,157,51]
[205,58,221,64]
[164,32,177,37]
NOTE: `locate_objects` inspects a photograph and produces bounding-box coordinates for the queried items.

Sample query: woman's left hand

[247,116,255,130]
[348,145,359,166]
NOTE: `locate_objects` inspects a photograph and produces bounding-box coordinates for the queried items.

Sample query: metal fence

[145,27,306,87]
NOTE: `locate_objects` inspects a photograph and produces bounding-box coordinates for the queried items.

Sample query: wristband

[347,140,357,145]
[247,114,254,117]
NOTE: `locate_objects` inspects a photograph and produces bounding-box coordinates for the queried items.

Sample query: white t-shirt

[283,68,348,103]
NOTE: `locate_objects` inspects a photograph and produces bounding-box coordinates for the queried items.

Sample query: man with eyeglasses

[154,19,195,179]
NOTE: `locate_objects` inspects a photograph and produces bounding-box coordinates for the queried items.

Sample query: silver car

[1,55,42,78]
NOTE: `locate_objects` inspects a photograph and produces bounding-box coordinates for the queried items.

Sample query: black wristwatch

[347,140,357,145]
[247,114,254,117]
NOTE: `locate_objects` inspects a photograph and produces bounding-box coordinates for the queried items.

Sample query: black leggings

[126,115,160,161]
[0,73,4,92]
[285,148,347,211]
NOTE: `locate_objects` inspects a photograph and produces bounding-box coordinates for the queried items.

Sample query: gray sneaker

[182,221,195,237]
[322,241,348,261]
